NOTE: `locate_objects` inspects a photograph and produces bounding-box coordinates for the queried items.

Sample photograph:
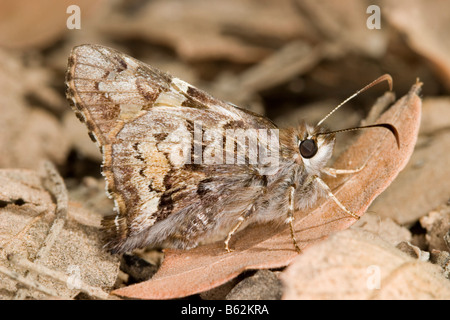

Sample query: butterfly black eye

[299,139,318,159]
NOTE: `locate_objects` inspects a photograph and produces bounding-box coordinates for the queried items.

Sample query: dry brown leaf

[351,212,412,247]
[281,229,450,299]
[383,0,450,91]
[420,202,450,252]
[0,165,119,299]
[209,41,324,111]
[295,0,389,58]
[369,97,450,224]
[0,169,55,257]
[104,0,309,63]
[0,49,70,170]
[112,82,422,299]
[63,110,103,163]
[0,0,105,49]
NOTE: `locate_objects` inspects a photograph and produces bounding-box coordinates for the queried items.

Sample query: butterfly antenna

[316,74,393,127]
[316,123,400,148]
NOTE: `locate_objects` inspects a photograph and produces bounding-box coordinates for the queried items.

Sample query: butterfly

[66,44,398,254]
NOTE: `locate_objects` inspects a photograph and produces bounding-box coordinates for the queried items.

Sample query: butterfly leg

[321,162,366,178]
[313,175,360,220]
[286,185,301,253]
[224,205,256,253]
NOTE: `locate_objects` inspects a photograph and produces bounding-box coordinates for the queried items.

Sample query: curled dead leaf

[112,81,422,299]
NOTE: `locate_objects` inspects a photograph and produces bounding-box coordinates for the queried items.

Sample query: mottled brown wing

[66,44,277,253]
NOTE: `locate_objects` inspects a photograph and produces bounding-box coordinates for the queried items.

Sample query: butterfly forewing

[66,44,279,253]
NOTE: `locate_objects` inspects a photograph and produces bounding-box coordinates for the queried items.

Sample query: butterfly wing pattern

[66,44,284,253]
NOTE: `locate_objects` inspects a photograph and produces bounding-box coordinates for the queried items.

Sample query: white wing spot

[172,77,192,93]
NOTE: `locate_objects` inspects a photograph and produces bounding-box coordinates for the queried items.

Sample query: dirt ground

[0,0,449,300]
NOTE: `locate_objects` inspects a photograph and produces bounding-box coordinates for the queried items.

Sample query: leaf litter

[2,0,450,300]
[0,162,119,299]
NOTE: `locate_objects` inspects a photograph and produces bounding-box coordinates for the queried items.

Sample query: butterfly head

[293,74,399,175]
[295,121,399,175]
[294,123,335,175]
